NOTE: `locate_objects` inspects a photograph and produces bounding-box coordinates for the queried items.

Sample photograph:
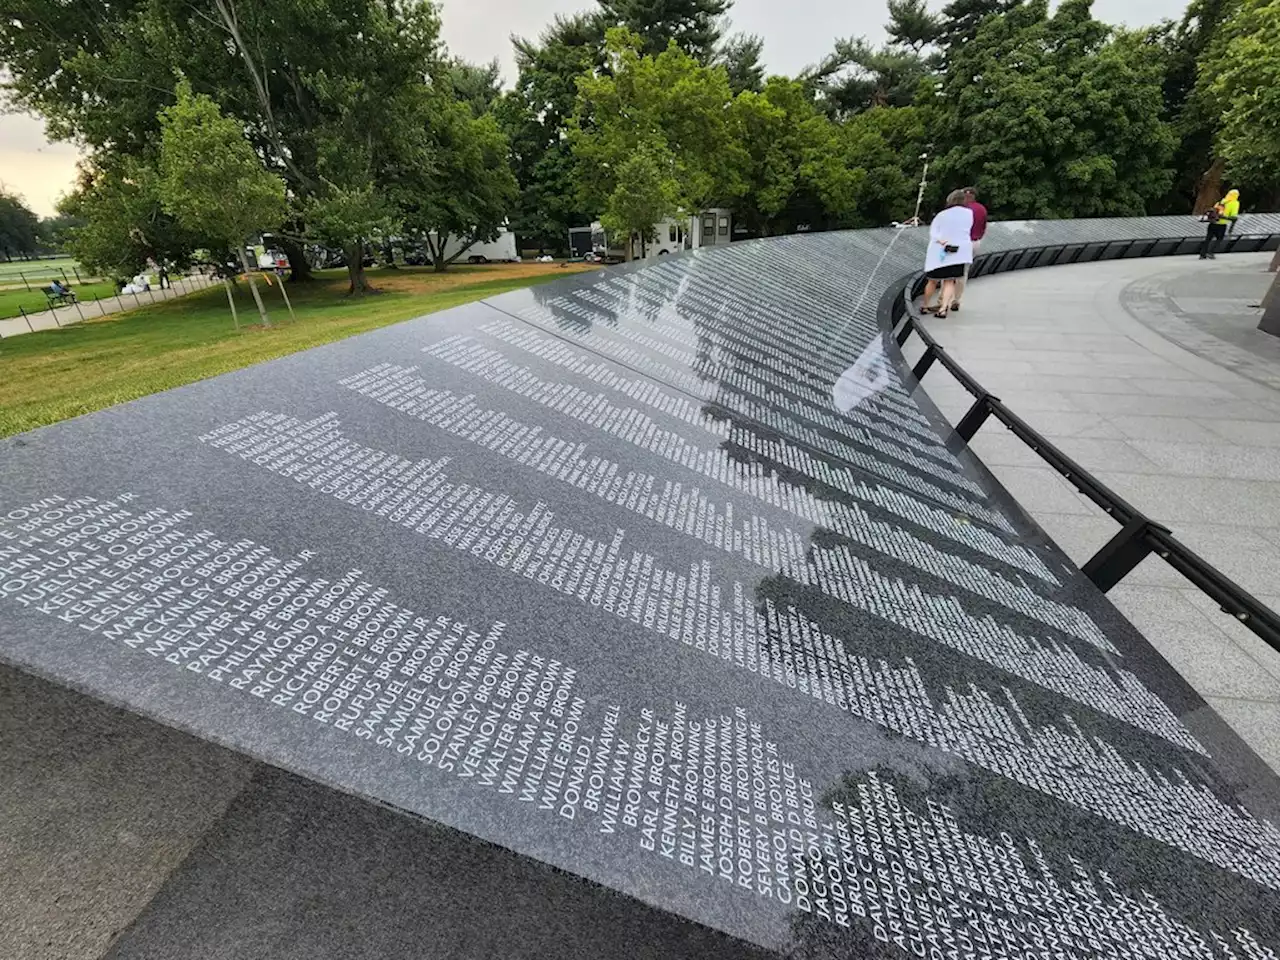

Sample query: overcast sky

[1,0,1187,217]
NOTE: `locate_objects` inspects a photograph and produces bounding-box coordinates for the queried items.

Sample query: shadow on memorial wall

[522,238,1280,952]
[746,571,1280,955]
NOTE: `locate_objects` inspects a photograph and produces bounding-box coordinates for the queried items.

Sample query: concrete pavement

[0,274,219,339]
[907,251,1280,772]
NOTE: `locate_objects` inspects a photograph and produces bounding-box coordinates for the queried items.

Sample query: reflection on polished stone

[4,214,1280,957]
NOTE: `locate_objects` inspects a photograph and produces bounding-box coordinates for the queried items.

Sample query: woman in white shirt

[921,189,974,319]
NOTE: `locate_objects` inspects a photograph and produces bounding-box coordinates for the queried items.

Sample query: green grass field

[0,262,594,438]
[0,280,120,320]
[0,257,86,285]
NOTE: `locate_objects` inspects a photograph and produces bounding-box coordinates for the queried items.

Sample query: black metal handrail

[890,234,1280,653]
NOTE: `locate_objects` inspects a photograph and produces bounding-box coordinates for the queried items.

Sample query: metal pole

[73,266,82,283]
[132,290,142,309]
[224,278,241,331]
[276,271,297,322]
[910,153,930,226]
[20,271,30,291]
[73,299,87,325]
[20,306,33,333]
[60,267,70,285]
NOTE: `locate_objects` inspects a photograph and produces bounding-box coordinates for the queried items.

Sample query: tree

[158,80,288,326]
[804,39,932,117]
[572,28,747,226]
[1198,0,1280,206]
[935,0,1021,53]
[498,13,604,253]
[58,157,202,281]
[839,104,933,226]
[887,0,943,51]
[599,141,681,259]
[716,33,766,94]
[728,79,861,235]
[936,0,1175,219]
[0,190,40,261]
[398,99,519,271]
[38,212,85,254]
[448,58,504,118]
[596,0,730,61]
[1155,0,1239,211]
[0,0,448,290]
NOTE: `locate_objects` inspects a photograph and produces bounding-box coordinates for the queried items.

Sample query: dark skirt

[926,264,966,280]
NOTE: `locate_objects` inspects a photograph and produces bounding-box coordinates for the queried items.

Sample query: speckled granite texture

[4,215,1280,958]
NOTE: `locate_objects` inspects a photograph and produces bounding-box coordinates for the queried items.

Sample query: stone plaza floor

[907,251,1280,772]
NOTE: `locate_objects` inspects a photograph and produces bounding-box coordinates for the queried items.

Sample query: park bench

[43,288,78,309]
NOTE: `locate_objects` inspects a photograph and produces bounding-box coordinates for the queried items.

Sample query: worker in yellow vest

[1199,188,1241,260]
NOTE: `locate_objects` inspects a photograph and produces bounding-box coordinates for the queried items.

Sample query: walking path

[906,251,1280,771]
[0,273,219,338]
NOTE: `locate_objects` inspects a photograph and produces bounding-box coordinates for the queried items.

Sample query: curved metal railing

[887,222,1280,652]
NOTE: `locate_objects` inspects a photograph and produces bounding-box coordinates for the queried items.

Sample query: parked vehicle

[255,247,289,270]
[440,229,519,264]
[588,209,734,263]
[568,226,594,258]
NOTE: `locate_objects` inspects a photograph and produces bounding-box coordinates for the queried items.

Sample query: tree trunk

[1193,158,1226,215]
[277,236,314,283]
[345,244,375,294]
[236,246,271,326]
[429,232,451,273]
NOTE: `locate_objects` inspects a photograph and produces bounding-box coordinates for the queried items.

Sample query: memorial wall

[4,216,1280,957]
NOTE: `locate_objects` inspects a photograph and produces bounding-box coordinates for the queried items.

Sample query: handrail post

[895,314,914,347]
[912,343,939,380]
[954,393,999,443]
[1082,516,1169,593]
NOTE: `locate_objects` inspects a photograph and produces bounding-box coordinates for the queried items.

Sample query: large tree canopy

[572,28,747,229]
[596,0,729,61]
[2,0,1268,272]
[59,159,202,280]
[0,0,519,290]
[497,13,604,253]
[937,0,1175,218]
[729,79,860,235]
[1197,0,1280,206]
[399,99,520,270]
[158,79,288,323]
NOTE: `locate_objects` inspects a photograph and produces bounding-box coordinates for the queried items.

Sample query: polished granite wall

[4,215,1280,958]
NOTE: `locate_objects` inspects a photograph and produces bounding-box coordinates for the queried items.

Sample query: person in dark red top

[954,186,987,311]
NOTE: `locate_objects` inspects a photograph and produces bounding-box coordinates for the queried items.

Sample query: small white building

[690,208,733,250]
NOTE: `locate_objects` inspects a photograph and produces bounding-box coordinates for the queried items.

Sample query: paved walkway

[907,252,1280,771]
[0,274,219,338]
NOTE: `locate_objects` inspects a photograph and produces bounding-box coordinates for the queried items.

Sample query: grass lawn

[0,257,86,285]
[0,261,595,438]
[0,280,120,320]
